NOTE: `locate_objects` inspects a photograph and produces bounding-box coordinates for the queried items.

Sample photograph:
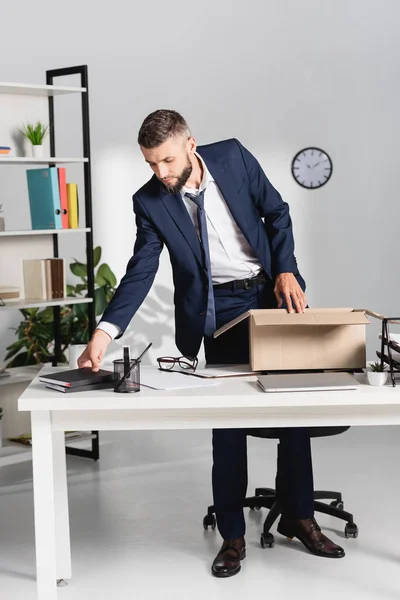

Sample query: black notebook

[39,367,116,389]
[45,380,117,393]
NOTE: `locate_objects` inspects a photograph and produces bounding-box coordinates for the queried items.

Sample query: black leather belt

[213,271,267,291]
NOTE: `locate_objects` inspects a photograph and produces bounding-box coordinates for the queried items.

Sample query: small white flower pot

[367,371,388,386]
[32,144,44,158]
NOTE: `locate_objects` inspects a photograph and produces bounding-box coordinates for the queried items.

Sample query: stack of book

[39,367,117,393]
[0,146,11,156]
[26,167,79,230]
[23,258,66,300]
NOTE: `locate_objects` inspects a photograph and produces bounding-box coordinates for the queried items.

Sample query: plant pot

[32,145,43,158]
[0,216,4,232]
[367,371,388,386]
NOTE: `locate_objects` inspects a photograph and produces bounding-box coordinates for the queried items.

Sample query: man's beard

[161,158,193,195]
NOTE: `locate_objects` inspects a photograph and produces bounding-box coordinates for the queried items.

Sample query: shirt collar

[181,152,214,197]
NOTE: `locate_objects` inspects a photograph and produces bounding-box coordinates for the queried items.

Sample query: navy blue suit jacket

[101,139,305,358]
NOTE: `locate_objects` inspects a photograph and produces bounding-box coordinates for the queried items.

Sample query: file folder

[26,167,62,230]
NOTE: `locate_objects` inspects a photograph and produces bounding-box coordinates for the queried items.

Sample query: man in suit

[78,110,345,576]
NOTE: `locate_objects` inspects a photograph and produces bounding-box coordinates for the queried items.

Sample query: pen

[123,346,130,379]
[114,342,153,392]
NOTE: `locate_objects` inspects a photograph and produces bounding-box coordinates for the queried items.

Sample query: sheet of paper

[159,364,258,378]
[194,364,258,378]
[140,367,221,390]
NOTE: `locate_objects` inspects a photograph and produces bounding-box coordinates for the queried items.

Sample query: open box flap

[213,311,251,338]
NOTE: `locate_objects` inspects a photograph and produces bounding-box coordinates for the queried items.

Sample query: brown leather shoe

[211,536,246,577]
[277,516,345,558]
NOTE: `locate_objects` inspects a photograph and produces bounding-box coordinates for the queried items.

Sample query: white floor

[0,426,400,599]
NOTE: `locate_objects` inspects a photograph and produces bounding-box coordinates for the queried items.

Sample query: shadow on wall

[105,284,175,365]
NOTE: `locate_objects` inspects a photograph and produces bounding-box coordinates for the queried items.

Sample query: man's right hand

[78,329,112,372]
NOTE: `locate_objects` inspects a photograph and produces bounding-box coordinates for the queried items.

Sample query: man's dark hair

[138,109,190,149]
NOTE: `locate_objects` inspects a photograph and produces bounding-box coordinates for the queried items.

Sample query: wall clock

[291,147,332,189]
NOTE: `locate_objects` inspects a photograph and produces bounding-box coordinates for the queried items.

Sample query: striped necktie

[185,190,216,337]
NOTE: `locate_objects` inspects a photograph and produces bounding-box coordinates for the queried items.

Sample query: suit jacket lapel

[161,191,204,269]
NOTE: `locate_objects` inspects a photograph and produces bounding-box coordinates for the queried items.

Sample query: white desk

[18,368,400,600]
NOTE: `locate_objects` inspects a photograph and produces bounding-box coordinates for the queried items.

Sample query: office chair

[203,427,359,548]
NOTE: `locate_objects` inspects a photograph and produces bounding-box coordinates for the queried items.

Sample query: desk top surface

[17,367,400,412]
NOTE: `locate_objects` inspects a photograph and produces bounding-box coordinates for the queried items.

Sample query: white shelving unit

[0,77,93,314]
[0,66,99,461]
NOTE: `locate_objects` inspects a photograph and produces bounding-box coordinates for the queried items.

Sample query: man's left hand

[274,273,306,313]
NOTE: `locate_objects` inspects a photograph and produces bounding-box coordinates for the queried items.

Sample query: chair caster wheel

[330,500,344,510]
[345,523,359,538]
[203,514,216,530]
[260,533,275,548]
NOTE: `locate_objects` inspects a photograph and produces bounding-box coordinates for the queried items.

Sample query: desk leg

[53,430,71,582]
[31,411,58,600]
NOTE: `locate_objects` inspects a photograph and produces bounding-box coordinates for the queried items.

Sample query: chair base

[203,488,359,545]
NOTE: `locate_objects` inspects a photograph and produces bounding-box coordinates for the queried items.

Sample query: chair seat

[247,426,350,439]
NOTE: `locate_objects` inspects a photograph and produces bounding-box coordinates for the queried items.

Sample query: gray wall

[0,0,399,365]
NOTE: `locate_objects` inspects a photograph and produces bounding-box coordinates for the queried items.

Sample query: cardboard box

[214,308,370,371]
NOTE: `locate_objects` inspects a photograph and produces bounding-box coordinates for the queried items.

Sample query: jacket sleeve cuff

[273,258,298,276]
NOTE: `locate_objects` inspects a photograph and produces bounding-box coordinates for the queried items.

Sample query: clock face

[291,147,332,189]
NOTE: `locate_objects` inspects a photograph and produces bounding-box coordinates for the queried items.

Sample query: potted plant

[19,122,49,158]
[367,361,388,386]
[0,407,3,448]
[0,204,4,232]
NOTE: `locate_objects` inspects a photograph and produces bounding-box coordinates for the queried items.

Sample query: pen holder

[113,359,141,393]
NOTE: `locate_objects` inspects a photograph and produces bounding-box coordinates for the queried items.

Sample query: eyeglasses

[157,356,198,372]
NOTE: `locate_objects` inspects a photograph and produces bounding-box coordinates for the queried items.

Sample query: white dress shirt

[98,153,263,339]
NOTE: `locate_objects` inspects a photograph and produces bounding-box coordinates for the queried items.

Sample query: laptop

[257,372,359,393]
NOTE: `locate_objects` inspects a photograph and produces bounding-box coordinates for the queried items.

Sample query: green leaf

[5,337,27,351]
[95,272,107,287]
[95,287,107,315]
[72,303,88,319]
[97,263,117,288]
[21,307,39,319]
[4,341,26,360]
[66,284,76,296]
[40,307,54,323]
[93,246,101,268]
[70,262,87,279]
